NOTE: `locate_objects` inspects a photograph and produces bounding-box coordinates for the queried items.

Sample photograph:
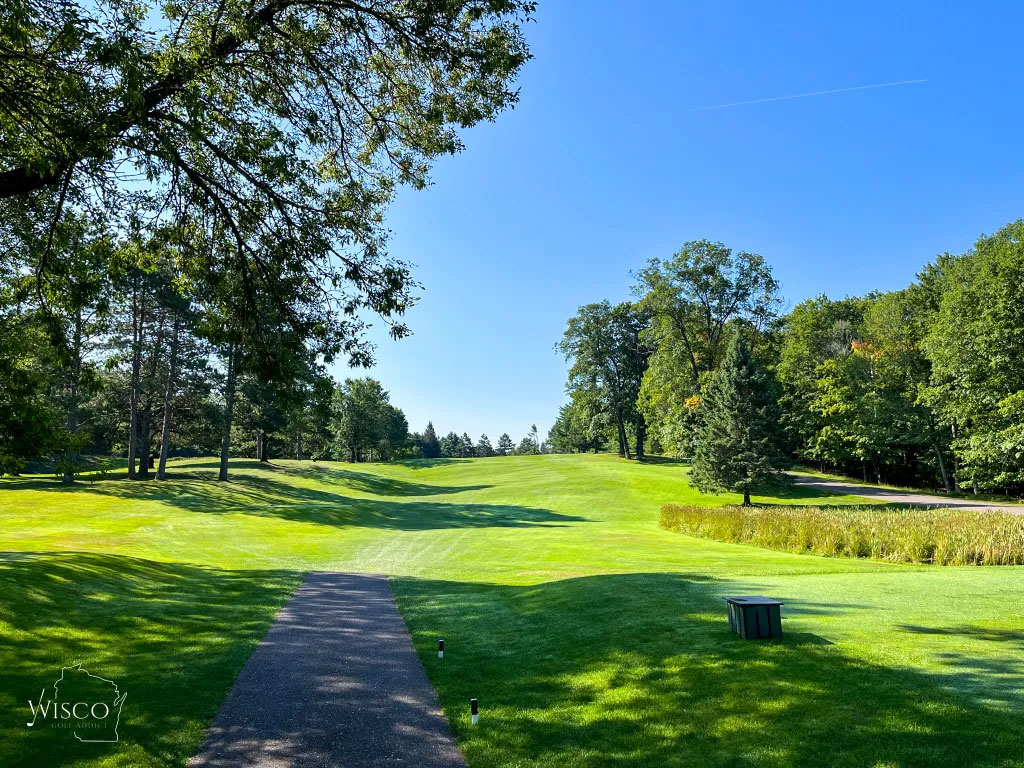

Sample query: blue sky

[333,1,1024,443]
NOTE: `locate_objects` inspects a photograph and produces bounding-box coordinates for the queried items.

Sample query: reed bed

[660,503,1024,565]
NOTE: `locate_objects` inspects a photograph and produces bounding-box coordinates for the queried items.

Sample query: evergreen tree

[496,433,515,456]
[517,426,540,455]
[421,422,441,459]
[332,378,396,462]
[440,431,462,458]
[0,308,60,475]
[460,432,475,458]
[691,334,786,505]
[548,402,603,453]
[476,434,494,457]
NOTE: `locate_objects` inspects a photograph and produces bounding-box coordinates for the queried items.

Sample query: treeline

[0,262,543,477]
[416,423,543,459]
[554,221,1024,496]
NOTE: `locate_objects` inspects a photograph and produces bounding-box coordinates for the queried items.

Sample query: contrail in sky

[697,79,928,111]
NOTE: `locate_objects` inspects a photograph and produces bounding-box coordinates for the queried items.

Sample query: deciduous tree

[636,240,780,456]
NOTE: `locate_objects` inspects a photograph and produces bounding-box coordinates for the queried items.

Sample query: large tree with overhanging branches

[1,0,535,362]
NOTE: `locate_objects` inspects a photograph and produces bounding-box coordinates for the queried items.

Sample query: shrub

[659,504,1024,565]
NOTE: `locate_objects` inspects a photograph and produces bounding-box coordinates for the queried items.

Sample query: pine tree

[440,431,462,458]
[422,421,441,459]
[690,333,785,505]
[460,432,475,457]
[496,433,515,456]
[476,434,494,457]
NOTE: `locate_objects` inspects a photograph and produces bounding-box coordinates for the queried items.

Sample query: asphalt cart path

[790,473,1024,514]
[189,572,466,768]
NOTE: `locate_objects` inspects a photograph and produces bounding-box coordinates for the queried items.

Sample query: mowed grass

[1,454,1022,767]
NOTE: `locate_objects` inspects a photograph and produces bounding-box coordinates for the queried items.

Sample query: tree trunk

[141,307,168,477]
[156,313,181,480]
[62,309,84,484]
[742,489,752,506]
[295,429,303,460]
[137,412,152,478]
[932,443,952,494]
[616,411,631,459]
[634,418,646,460]
[127,280,143,479]
[258,429,268,462]
[219,340,237,481]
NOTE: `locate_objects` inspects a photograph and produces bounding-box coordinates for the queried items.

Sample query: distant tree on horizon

[477,434,494,457]
[421,422,442,459]
[517,424,541,455]
[558,301,650,459]
[440,431,462,458]
[549,403,603,453]
[496,433,515,456]
[333,378,407,463]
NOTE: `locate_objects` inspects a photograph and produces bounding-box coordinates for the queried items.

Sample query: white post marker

[470,698,478,725]
[438,639,445,659]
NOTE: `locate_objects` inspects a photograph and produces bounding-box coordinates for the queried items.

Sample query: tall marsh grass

[660,504,1024,565]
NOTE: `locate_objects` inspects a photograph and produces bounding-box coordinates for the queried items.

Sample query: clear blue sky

[333,0,1024,443]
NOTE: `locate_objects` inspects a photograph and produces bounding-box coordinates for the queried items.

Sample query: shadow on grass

[395,573,1023,767]
[278,463,492,497]
[0,463,584,531]
[899,624,1024,647]
[393,457,462,470]
[638,456,690,466]
[775,598,873,616]
[898,624,1024,710]
[753,478,856,504]
[0,551,302,768]
[168,458,483,495]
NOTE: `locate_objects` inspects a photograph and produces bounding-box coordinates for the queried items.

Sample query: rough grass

[2,455,1024,767]
[661,503,1024,565]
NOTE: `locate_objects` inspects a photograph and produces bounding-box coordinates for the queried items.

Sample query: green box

[724,596,783,640]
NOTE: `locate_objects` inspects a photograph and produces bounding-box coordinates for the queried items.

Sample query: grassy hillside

[1,455,1022,767]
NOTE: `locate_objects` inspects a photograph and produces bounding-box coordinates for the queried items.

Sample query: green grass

[1,455,1023,767]
[661,503,1024,565]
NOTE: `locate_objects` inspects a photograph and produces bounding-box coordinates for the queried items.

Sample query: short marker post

[438,639,445,659]
[470,698,479,725]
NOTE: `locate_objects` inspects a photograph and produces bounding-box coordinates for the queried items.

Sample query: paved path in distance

[189,572,466,768]
[791,473,1024,514]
